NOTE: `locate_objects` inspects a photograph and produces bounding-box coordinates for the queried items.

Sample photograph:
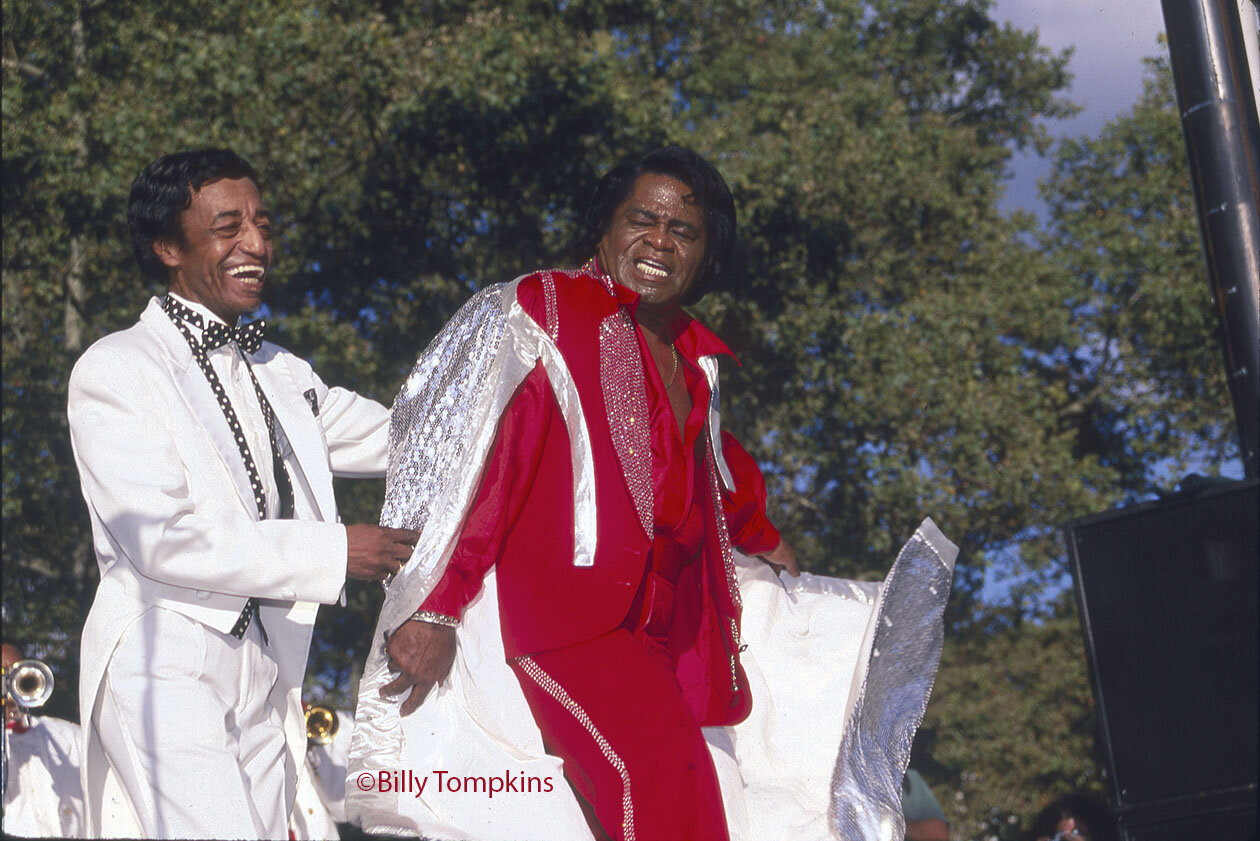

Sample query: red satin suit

[420,263,780,841]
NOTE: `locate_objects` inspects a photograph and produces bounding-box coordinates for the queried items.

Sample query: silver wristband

[410,609,458,628]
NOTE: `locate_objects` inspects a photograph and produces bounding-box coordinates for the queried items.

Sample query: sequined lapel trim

[704,434,742,614]
[514,656,636,841]
[540,271,560,343]
[600,307,653,540]
[702,433,745,694]
[583,258,615,296]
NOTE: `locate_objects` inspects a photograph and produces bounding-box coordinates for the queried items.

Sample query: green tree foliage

[684,2,1090,582]
[2,2,1232,831]
[1039,54,1236,488]
[909,56,1240,839]
[1,0,1075,706]
[920,601,1106,841]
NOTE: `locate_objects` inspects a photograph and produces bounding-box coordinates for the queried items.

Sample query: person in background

[2,642,85,838]
[290,705,353,840]
[902,768,950,841]
[1028,792,1122,841]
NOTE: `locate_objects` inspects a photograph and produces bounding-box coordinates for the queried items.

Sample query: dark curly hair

[127,148,260,281]
[574,146,736,306]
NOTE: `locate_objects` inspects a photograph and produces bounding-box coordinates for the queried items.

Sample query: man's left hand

[760,537,800,577]
[379,620,457,717]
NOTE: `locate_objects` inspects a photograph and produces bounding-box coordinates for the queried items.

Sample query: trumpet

[4,659,54,710]
[304,705,339,745]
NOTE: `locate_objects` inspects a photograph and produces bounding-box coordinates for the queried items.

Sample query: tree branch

[1056,379,1107,421]
[8,554,61,580]
[2,56,46,79]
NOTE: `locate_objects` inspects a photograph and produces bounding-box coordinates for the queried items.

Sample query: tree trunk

[64,0,88,353]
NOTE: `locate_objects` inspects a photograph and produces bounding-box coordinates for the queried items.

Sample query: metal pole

[1161,0,1260,477]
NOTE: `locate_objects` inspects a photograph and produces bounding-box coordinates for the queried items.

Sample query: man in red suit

[380,147,797,841]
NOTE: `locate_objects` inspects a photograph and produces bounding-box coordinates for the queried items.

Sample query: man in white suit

[67,148,419,839]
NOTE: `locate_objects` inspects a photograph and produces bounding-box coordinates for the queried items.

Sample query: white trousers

[92,606,289,839]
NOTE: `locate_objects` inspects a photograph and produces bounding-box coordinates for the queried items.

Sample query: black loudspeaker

[1065,478,1258,841]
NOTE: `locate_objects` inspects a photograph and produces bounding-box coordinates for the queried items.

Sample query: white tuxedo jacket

[67,296,389,835]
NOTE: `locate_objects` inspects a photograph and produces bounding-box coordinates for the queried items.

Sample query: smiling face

[156,177,272,323]
[595,173,708,319]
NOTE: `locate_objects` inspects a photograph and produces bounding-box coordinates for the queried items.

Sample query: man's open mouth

[634,259,669,279]
[227,265,266,286]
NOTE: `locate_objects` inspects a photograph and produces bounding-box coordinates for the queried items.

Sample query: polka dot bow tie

[202,319,267,353]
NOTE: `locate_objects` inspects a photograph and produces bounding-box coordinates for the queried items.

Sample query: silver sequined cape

[345,277,958,840]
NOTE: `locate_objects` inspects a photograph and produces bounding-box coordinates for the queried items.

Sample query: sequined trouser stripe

[513,655,636,841]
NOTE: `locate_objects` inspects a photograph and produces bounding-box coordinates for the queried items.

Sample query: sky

[989,0,1169,216]
[980,2,1181,606]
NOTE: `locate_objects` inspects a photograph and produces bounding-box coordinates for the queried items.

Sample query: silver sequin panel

[381,285,509,533]
[348,279,600,834]
[830,518,957,841]
[350,282,524,831]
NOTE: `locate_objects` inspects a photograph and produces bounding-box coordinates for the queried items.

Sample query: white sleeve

[321,384,390,478]
[282,353,390,479]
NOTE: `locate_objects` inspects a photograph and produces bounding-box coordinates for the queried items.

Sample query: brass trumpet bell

[305,705,338,745]
[5,659,54,709]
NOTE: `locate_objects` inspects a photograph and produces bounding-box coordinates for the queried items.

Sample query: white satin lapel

[139,299,260,517]
[507,300,599,568]
[250,352,335,523]
[698,354,735,492]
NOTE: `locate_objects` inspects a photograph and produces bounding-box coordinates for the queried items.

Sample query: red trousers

[510,629,730,841]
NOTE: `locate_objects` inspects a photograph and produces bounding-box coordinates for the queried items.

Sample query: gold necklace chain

[663,343,680,389]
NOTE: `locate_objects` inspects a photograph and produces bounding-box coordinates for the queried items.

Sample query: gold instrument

[5,659,54,710]
[304,705,338,745]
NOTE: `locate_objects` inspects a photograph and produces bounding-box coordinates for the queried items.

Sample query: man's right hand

[380,619,457,716]
[345,524,420,581]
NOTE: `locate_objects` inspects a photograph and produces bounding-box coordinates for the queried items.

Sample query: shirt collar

[673,311,737,364]
[166,291,236,332]
[580,258,737,364]
[582,258,638,308]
